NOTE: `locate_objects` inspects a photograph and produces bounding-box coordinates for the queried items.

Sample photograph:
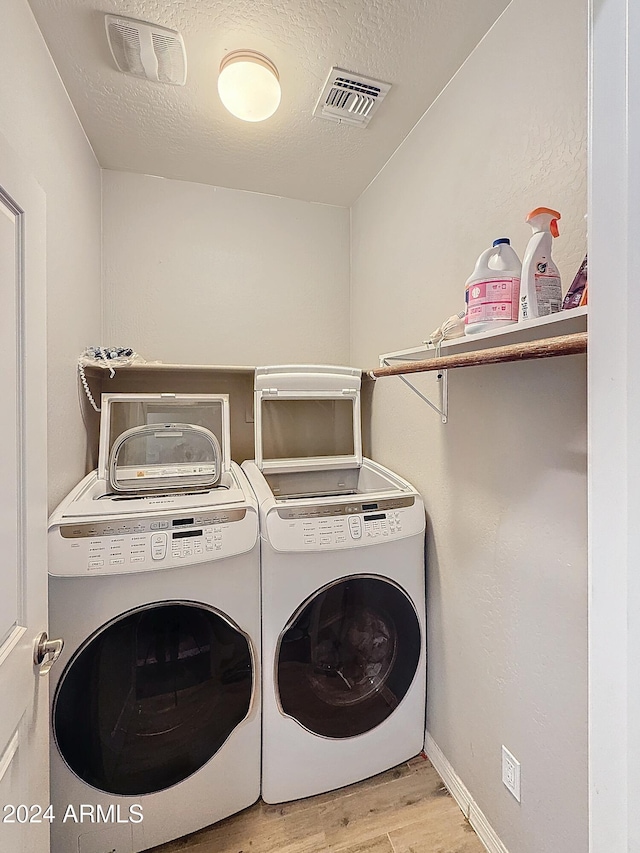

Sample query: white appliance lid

[254,365,362,473]
[98,393,232,484]
[255,364,361,393]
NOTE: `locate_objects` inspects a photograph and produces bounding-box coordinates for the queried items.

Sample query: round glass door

[53,602,253,795]
[277,577,421,738]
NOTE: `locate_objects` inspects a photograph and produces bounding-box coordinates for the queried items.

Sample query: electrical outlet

[501,745,521,802]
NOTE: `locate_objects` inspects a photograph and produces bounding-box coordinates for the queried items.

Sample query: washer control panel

[50,508,257,577]
[268,496,423,552]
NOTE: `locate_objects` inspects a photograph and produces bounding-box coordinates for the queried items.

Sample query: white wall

[351,1,588,852]
[1,0,102,511]
[102,171,350,366]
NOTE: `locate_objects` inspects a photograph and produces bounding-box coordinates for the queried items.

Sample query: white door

[0,134,50,851]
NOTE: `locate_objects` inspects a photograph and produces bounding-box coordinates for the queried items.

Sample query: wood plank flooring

[150,755,486,853]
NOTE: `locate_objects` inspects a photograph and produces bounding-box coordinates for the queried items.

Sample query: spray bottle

[519,208,562,321]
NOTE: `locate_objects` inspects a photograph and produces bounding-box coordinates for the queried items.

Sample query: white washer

[47,395,261,853]
[242,366,426,804]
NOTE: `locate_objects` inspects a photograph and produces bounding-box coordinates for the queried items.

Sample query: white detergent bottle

[464,238,522,335]
[519,207,562,321]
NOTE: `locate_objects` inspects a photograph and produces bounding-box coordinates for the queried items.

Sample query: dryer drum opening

[53,602,253,796]
[276,577,421,739]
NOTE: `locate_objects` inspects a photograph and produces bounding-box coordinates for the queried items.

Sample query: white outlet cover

[501,745,521,802]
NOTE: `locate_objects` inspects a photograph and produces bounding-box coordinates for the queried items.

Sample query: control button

[215,543,222,550]
[348,516,362,539]
[88,559,104,568]
[320,536,332,545]
[335,535,347,544]
[131,556,145,563]
[151,532,168,560]
[206,543,214,551]
[109,558,125,565]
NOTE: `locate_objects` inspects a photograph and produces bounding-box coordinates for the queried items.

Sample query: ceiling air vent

[105,15,187,86]
[313,68,391,127]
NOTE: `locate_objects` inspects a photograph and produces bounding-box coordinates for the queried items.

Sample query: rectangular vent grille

[105,15,187,86]
[314,68,391,127]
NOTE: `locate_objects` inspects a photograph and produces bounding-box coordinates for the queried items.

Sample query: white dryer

[48,394,261,853]
[242,366,426,804]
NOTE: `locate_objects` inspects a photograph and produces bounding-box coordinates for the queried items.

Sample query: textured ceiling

[28,0,511,206]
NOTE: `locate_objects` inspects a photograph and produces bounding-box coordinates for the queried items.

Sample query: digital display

[364,513,386,521]
[172,518,194,526]
[172,529,203,539]
[362,503,379,511]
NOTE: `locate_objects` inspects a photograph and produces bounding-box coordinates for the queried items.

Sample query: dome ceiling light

[217,50,281,122]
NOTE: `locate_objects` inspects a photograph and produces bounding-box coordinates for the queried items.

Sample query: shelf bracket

[380,359,448,424]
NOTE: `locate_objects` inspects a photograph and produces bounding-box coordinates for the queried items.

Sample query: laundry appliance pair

[47,368,426,853]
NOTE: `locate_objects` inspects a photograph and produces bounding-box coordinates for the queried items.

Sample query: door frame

[589,0,640,848]
[0,132,49,849]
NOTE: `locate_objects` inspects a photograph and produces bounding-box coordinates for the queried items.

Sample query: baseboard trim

[424,732,509,853]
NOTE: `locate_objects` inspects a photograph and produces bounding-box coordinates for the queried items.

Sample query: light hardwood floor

[150,755,486,853]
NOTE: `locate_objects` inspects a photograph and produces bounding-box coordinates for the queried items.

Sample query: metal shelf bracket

[380,358,448,424]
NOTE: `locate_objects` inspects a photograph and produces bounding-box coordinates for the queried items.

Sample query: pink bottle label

[465,278,520,325]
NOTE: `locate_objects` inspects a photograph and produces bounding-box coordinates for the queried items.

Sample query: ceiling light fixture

[218,50,281,122]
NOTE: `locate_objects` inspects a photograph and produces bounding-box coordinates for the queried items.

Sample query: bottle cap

[493,238,510,246]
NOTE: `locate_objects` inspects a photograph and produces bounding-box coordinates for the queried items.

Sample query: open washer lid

[98,393,232,487]
[254,365,362,474]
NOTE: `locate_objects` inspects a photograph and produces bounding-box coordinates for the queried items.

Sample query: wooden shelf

[372,309,587,421]
[379,306,587,365]
[82,361,255,375]
[371,332,587,378]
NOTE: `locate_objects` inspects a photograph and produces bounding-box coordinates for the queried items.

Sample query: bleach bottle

[464,238,522,335]
[519,207,562,321]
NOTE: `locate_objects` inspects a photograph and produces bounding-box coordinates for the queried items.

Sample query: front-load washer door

[276,576,421,739]
[53,602,254,795]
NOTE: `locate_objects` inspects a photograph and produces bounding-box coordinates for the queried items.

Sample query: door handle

[33,632,64,676]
